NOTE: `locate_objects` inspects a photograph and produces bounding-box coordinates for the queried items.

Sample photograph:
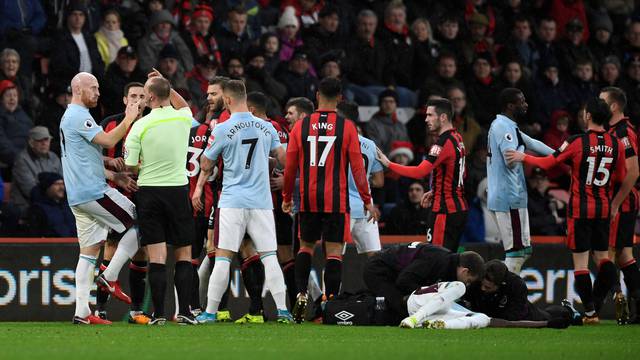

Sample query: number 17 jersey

[204,112,281,209]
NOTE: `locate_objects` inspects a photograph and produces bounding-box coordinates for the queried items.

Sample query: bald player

[61,72,142,325]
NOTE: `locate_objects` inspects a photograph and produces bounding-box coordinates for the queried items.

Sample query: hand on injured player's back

[504,150,524,165]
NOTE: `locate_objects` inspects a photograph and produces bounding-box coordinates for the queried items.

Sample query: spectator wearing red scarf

[377,0,418,107]
[182,5,222,67]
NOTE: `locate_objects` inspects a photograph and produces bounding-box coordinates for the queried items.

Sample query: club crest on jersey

[84,120,93,128]
[504,133,513,142]
[429,145,442,157]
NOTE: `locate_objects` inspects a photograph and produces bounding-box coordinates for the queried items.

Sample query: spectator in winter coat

[278,6,305,64]
[466,52,502,127]
[49,2,105,84]
[0,0,46,79]
[0,80,32,169]
[383,180,429,235]
[216,6,254,63]
[527,168,565,236]
[277,50,318,100]
[37,83,71,157]
[366,89,410,156]
[137,9,193,72]
[102,46,147,117]
[27,172,76,237]
[535,58,573,128]
[599,56,623,88]
[187,54,219,108]
[0,49,32,115]
[377,1,418,107]
[10,127,62,216]
[181,5,222,66]
[302,4,345,70]
[94,9,129,67]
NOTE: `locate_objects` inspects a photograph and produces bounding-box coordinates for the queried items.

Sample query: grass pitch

[0,321,638,360]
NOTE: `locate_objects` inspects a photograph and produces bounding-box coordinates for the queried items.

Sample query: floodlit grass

[0,321,638,360]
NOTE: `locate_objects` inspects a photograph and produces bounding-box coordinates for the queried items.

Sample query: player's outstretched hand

[113,172,138,193]
[282,200,293,214]
[148,68,163,79]
[365,202,380,223]
[105,157,126,172]
[376,147,391,167]
[191,186,204,212]
[420,190,433,208]
[504,149,525,165]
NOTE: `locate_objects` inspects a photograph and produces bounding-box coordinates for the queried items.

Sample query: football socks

[574,270,594,313]
[75,254,96,318]
[295,247,313,293]
[241,255,264,315]
[324,256,342,298]
[149,263,167,317]
[205,257,231,314]
[174,261,193,316]
[261,252,288,311]
[102,227,139,281]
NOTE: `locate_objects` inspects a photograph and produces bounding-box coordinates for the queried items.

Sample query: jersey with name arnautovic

[60,103,109,206]
[204,112,281,209]
[487,114,553,212]
[349,135,382,219]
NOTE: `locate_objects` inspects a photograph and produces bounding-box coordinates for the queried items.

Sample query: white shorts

[406,281,466,315]
[71,187,136,248]
[490,208,531,252]
[349,217,381,254]
[216,208,277,253]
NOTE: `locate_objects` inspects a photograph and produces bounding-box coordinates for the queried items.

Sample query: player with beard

[377,99,467,252]
[192,76,233,322]
[486,88,554,274]
[61,72,142,324]
[95,82,149,324]
[600,87,640,324]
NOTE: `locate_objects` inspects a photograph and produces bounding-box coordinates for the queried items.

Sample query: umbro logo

[334,311,354,321]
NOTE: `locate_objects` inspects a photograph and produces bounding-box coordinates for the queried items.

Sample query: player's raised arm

[149,68,190,110]
[520,131,554,156]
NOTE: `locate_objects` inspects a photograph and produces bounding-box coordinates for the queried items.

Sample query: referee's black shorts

[137,185,194,247]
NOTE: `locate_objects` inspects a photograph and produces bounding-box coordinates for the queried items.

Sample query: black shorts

[567,218,609,253]
[137,186,194,247]
[609,211,636,249]
[274,208,293,246]
[426,211,468,252]
[192,216,207,259]
[299,212,350,244]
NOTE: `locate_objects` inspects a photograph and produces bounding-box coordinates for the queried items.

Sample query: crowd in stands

[1,0,640,240]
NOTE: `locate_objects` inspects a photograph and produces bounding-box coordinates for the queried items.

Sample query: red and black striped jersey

[283,110,371,213]
[388,129,467,213]
[100,113,134,198]
[525,130,626,219]
[188,124,215,218]
[426,130,467,213]
[608,118,639,213]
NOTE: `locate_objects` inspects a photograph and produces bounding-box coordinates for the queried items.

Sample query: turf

[0,321,638,360]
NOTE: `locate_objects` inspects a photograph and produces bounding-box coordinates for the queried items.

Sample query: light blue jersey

[204,112,281,209]
[60,104,109,206]
[487,114,553,212]
[349,136,383,219]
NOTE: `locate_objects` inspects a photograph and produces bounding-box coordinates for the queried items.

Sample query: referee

[124,70,196,325]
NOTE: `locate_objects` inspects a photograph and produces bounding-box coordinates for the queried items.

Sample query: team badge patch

[429,145,442,157]
[84,120,94,128]
[622,137,631,149]
[504,133,513,142]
